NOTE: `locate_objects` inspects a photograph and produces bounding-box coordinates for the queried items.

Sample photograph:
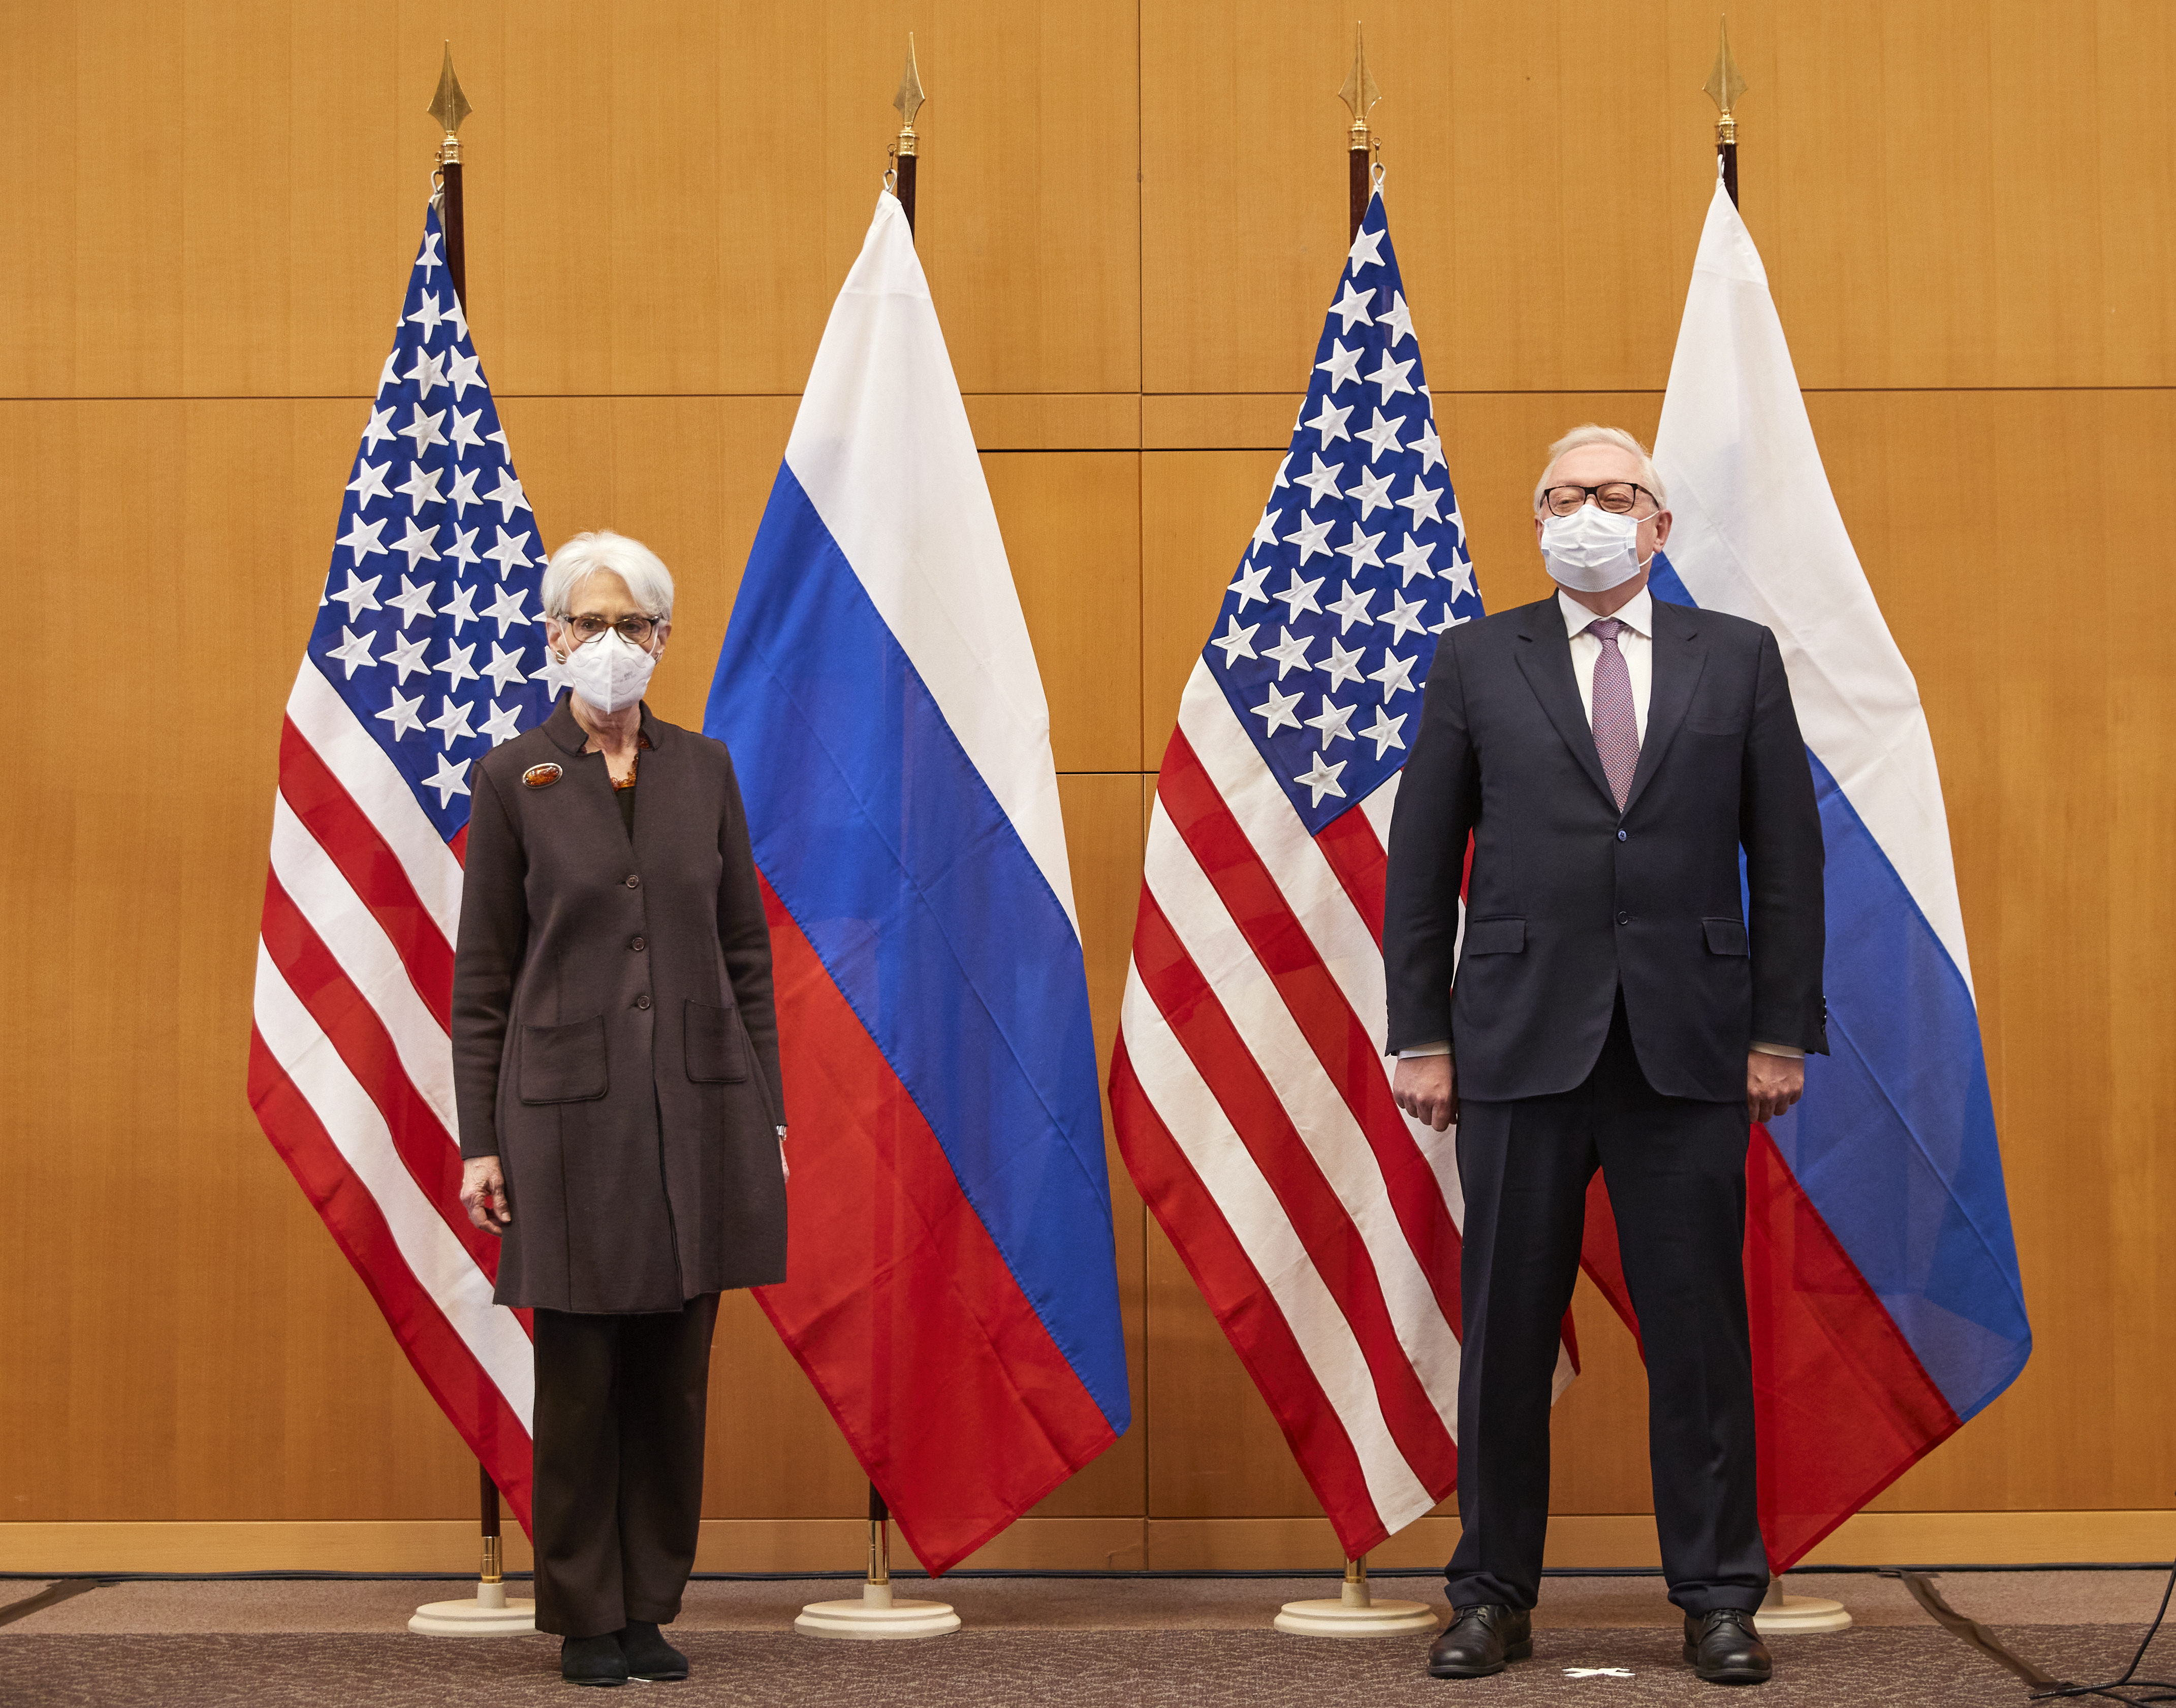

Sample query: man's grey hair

[541,530,676,622]
[1533,424,1668,512]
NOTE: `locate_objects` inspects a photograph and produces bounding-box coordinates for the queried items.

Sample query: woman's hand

[777,1126,790,1185]
[461,1156,513,1235]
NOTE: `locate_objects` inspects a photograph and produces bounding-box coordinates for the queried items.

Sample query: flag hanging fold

[250,203,558,1529]
[705,189,1129,1577]
[1111,190,1572,1561]
[1606,175,2031,1568]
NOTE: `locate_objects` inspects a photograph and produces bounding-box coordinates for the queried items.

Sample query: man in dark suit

[1384,426,1826,1686]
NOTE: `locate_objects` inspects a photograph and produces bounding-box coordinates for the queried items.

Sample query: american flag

[249,203,558,1528]
[1111,191,1568,1558]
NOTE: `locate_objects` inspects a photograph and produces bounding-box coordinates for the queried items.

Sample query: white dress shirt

[1398,581,1801,1062]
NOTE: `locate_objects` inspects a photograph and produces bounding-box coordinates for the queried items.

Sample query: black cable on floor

[2027,1553,2176,1707]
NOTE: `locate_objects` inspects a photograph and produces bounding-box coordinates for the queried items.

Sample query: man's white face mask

[1539,503,1651,594]
[560,625,658,714]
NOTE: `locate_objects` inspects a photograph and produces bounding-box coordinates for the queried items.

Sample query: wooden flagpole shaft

[896,152,918,237]
[479,1463,502,1584]
[1719,136,1739,208]
[1348,142,1369,242]
[441,158,467,305]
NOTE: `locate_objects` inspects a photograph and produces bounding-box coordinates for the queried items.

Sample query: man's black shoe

[1427,1603,1533,1679]
[619,1620,689,1682]
[559,1633,628,1687]
[1683,1608,1773,1684]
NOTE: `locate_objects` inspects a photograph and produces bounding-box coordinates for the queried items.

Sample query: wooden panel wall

[3,0,2171,1559]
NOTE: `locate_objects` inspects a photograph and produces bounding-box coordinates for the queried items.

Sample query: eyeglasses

[1539,482,1660,517]
[558,613,664,646]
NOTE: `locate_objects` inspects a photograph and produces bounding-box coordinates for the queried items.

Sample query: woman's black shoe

[560,1632,629,1687]
[620,1620,690,1682]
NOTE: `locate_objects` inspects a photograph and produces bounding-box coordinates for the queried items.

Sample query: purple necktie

[1588,618,1639,812]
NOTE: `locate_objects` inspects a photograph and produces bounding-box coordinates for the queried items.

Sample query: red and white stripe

[1114,661,1570,1558]
[249,658,537,1525]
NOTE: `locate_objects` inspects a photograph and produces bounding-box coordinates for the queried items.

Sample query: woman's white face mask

[559,625,658,714]
[1538,503,1652,594]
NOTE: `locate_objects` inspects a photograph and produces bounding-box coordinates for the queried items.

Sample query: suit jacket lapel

[1512,599,1619,814]
[1621,609,1706,818]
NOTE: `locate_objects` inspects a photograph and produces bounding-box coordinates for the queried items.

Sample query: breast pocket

[519,1016,608,1104]
[1685,717,1747,737]
[685,998,750,1084]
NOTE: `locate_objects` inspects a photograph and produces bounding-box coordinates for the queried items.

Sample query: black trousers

[531,1293,720,1637]
[1446,996,1768,1616]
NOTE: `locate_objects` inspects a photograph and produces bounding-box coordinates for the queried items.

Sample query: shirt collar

[1558,584,1655,641]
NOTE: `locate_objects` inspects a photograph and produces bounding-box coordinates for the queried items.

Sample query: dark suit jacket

[453,695,787,1313]
[1384,594,1826,1103]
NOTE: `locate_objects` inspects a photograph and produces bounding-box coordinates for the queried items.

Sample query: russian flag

[1587,175,2033,1568]
[704,190,1130,1574]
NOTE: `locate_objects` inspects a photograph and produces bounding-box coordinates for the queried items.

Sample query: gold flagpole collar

[428,42,472,165]
[1703,18,1747,145]
[894,35,926,159]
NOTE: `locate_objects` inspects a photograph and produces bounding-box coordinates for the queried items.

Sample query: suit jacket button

[630,936,646,952]
[1616,829,1627,841]
[625,874,641,889]
[635,993,652,1010]
[1616,910,1631,925]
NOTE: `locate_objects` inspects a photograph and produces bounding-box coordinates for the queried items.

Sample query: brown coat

[452,696,787,1313]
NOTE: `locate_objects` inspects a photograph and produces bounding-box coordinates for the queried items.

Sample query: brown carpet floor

[2,1624,2167,1706]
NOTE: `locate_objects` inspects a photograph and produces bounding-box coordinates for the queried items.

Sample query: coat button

[1616,829,1627,841]
[635,993,651,1010]
[630,936,646,952]
[1616,910,1631,925]
[625,874,641,889]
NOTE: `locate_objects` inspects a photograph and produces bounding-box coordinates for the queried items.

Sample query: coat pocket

[1702,916,1750,956]
[518,1016,608,1104]
[685,998,750,1084]
[1462,916,1526,955]
[1686,717,1748,737]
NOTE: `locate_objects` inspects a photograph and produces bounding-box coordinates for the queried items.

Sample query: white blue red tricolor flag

[250,202,555,1530]
[1622,175,2032,1567]
[705,190,1129,1575]
[1111,191,1572,1559]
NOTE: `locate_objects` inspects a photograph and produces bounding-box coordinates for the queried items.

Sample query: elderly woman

[452,530,787,1688]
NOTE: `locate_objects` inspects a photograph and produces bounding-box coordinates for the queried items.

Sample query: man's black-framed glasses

[1539,482,1659,517]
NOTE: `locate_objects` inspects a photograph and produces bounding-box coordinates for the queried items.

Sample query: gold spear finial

[427,42,472,165]
[893,35,926,159]
[1702,17,1747,146]
[1337,22,1382,148]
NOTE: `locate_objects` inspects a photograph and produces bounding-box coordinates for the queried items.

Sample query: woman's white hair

[541,530,676,622]
[1533,424,1668,511]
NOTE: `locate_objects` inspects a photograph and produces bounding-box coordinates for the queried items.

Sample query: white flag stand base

[408,1577,537,1636]
[796,1578,962,1640]
[796,1506,961,1640]
[1275,1555,1438,1638]
[1752,1576,1852,1635]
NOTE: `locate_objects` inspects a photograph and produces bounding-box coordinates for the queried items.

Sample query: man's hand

[1392,1054,1459,1132]
[460,1156,512,1235]
[1746,1053,1805,1125]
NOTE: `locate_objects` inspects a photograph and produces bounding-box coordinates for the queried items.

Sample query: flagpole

[790,54,958,1638]
[1338,23,1380,241]
[1704,17,1743,209]
[1277,42,1434,1639]
[408,42,530,1640]
[1694,19,1846,1639]
[892,35,924,236]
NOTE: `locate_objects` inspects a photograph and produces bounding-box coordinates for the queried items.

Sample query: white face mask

[558,625,658,714]
[1539,503,1652,594]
